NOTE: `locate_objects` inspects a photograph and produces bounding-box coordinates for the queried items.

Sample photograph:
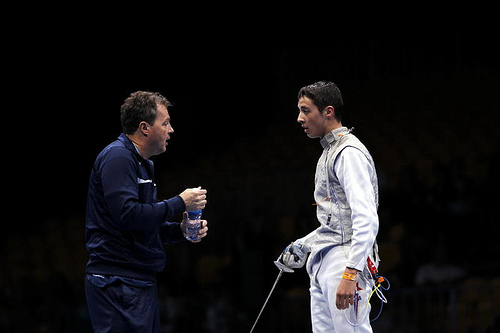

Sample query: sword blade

[249,269,284,333]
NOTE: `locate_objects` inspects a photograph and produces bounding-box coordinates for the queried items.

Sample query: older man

[85,91,208,332]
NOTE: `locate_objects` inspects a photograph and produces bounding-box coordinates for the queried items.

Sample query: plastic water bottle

[185,210,202,241]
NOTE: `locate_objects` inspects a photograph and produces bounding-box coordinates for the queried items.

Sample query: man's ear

[139,121,149,136]
[323,106,335,119]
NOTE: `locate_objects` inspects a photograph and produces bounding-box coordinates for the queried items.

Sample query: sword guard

[274,260,294,273]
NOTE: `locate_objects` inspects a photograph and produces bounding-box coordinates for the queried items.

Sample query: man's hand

[276,242,311,270]
[336,268,358,310]
[180,212,208,243]
[179,187,207,211]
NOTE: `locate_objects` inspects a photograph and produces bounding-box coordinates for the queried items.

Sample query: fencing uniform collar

[320,127,350,149]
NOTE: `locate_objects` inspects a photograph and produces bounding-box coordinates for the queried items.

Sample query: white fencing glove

[275,242,311,272]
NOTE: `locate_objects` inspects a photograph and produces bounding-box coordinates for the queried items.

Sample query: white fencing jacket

[297,127,379,273]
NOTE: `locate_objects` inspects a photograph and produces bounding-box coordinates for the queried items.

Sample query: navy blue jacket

[86,133,186,281]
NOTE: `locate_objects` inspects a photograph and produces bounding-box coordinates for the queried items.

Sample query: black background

[4,9,500,332]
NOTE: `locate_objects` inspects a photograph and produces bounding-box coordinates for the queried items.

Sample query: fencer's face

[297,96,327,139]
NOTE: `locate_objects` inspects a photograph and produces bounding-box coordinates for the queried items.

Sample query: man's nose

[297,113,305,124]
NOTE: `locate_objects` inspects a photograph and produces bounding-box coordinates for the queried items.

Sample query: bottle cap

[187,210,202,217]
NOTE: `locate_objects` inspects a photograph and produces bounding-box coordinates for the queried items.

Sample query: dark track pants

[85,274,160,333]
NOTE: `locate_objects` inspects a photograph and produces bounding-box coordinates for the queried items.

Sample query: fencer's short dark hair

[298,81,344,121]
[120,91,172,134]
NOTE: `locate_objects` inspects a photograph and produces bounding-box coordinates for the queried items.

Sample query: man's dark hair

[120,91,172,134]
[298,81,344,121]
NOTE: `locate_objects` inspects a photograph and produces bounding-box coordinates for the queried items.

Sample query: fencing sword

[249,261,294,333]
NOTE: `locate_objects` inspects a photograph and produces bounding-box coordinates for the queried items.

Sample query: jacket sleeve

[100,149,185,230]
[334,147,379,271]
[159,195,187,244]
[295,229,317,251]
[160,221,186,244]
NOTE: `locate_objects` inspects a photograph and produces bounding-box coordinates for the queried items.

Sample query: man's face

[297,96,327,139]
[147,104,174,156]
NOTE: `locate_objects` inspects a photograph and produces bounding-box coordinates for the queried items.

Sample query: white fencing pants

[308,245,373,333]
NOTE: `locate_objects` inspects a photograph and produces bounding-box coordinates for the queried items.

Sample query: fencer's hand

[277,242,311,270]
[180,212,208,243]
[336,268,358,310]
[179,187,207,211]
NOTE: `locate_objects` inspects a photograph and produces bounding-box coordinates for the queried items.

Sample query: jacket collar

[319,127,349,149]
[118,133,147,162]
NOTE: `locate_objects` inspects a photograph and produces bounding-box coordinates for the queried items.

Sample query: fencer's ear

[323,106,335,118]
[138,121,149,136]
